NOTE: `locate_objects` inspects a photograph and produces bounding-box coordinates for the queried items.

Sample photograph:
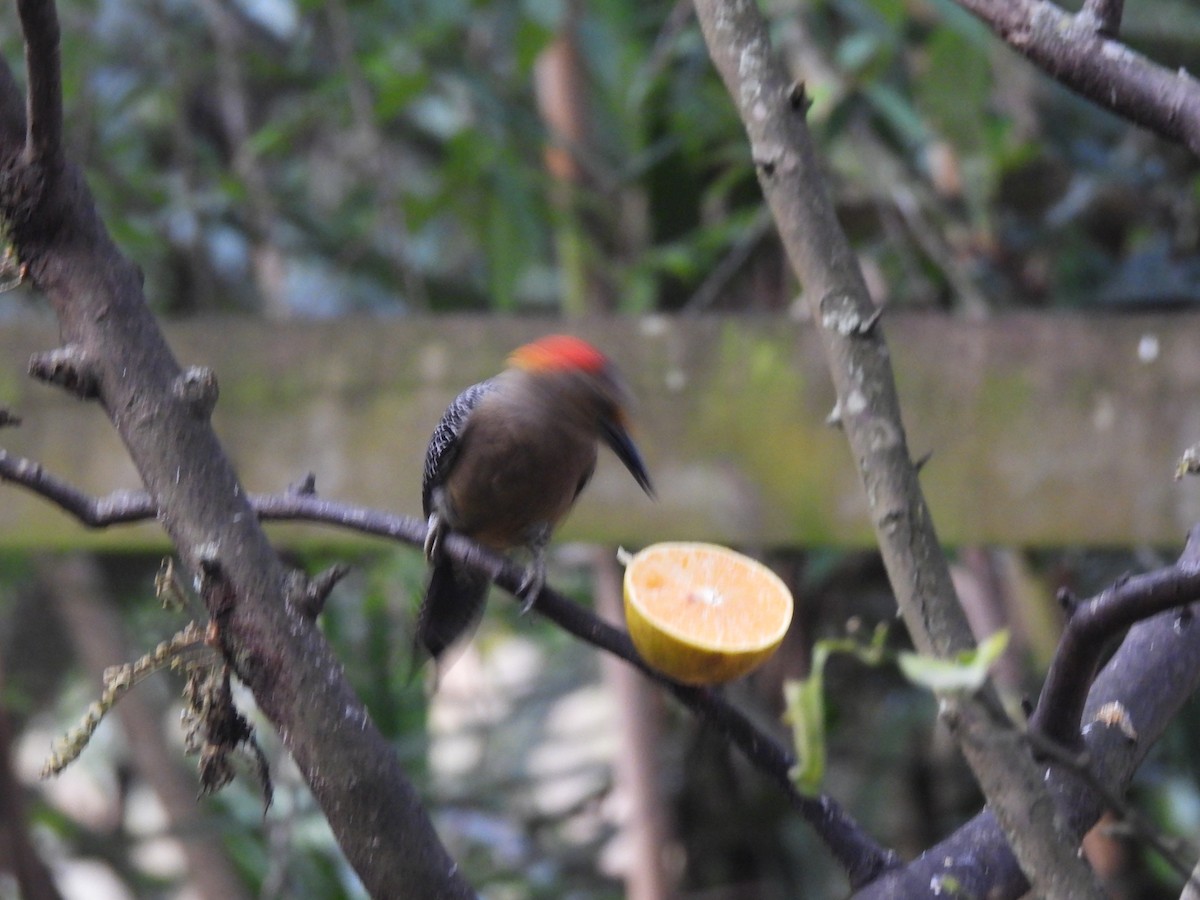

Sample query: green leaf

[913,27,992,151]
[373,70,431,121]
[486,189,522,312]
[866,0,906,27]
[246,119,297,159]
[897,630,1010,694]
[835,32,882,75]
[513,17,554,75]
[783,670,827,796]
[783,623,890,795]
[864,83,931,149]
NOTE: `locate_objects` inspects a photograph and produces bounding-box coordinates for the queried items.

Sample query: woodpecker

[417,335,654,665]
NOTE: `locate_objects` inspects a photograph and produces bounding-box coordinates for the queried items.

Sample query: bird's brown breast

[443,393,599,550]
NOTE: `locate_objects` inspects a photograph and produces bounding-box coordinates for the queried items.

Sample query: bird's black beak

[601,417,655,499]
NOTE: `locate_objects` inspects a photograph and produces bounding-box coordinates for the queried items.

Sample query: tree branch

[1030,523,1200,747]
[954,0,1200,155]
[858,586,1200,896]
[692,0,1103,894]
[0,450,156,526]
[1024,728,1199,887]
[857,519,1200,896]
[0,450,900,887]
[0,16,471,898]
[15,0,61,170]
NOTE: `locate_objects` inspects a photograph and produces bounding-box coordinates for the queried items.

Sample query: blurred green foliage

[1,0,1195,319]
[4,0,1200,896]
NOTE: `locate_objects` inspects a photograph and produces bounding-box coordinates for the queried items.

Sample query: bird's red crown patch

[509,334,609,374]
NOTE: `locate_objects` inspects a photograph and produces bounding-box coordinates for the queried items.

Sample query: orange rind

[623,542,794,685]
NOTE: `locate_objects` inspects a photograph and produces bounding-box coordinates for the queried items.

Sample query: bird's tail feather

[414,559,491,669]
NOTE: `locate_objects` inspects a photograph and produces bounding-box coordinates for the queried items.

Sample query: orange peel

[623,542,794,685]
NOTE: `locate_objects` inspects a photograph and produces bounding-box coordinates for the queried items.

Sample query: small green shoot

[783,623,889,796]
[897,630,1010,694]
[783,626,1009,796]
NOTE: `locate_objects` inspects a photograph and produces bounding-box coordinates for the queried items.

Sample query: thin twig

[0,450,156,525]
[682,208,773,313]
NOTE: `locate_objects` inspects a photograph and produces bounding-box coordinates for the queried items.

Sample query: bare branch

[0,450,155,526]
[693,1,966,656]
[1025,728,1200,888]
[28,345,100,400]
[692,0,1103,894]
[0,450,899,884]
[291,563,351,619]
[0,9,472,895]
[172,366,219,420]
[1030,525,1200,747]
[15,0,63,170]
[858,591,1200,897]
[286,471,317,496]
[954,0,1200,156]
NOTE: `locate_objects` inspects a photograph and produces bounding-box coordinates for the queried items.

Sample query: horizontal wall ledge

[1,313,1196,550]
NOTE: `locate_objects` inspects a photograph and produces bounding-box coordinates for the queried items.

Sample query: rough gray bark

[954,0,1200,154]
[691,0,1103,895]
[0,3,471,896]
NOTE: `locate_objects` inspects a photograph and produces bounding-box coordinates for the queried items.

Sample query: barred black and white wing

[421,378,495,517]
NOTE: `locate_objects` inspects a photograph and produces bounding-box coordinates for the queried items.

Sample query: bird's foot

[516,526,552,613]
[517,560,545,614]
[423,511,445,562]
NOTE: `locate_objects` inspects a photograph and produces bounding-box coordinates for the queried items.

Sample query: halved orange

[623,542,794,685]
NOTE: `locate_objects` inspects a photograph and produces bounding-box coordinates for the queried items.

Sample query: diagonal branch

[1031,523,1200,747]
[692,0,1104,895]
[0,449,900,887]
[0,13,470,898]
[954,0,1200,156]
[858,571,1200,896]
[1025,727,1200,888]
[859,440,1200,896]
